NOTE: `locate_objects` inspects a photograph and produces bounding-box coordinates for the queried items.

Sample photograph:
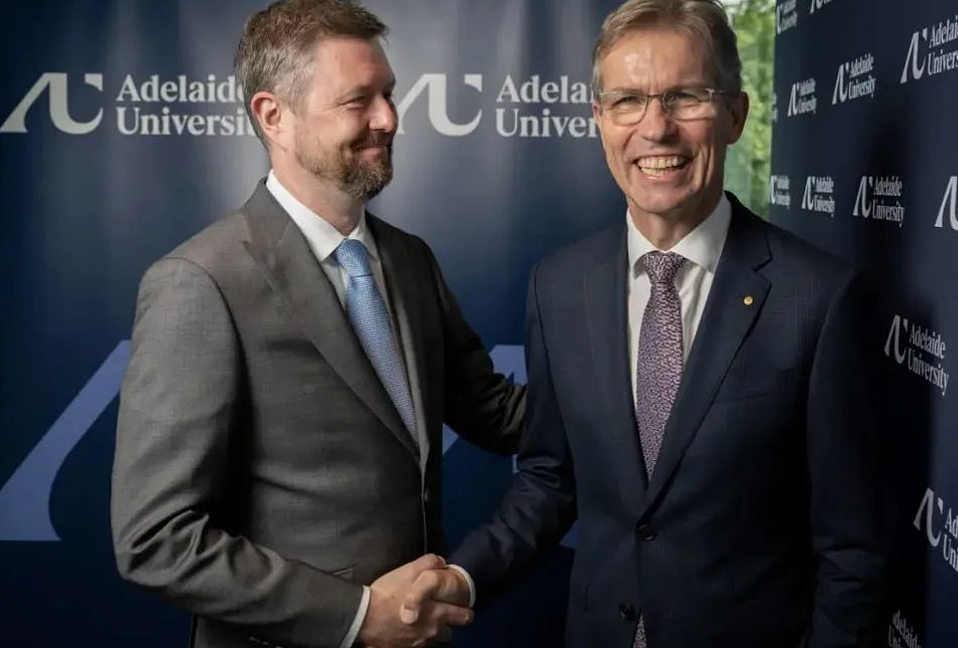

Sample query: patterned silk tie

[334,239,418,442]
[635,251,686,476]
[632,251,685,648]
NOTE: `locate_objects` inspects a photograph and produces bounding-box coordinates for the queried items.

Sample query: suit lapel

[369,215,432,467]
[241,182,418,458]
[636,198,772,521]
[585,227,649,502]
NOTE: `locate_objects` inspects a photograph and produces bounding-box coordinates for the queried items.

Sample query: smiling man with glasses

[401,1,890,647]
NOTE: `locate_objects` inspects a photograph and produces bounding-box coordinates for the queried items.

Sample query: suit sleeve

[111,258,363,648]
[805,271,889,648]
[450,264,578,603]
[424,245,525,456]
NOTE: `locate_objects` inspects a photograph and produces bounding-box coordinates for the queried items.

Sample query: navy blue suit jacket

[453,194,887,648]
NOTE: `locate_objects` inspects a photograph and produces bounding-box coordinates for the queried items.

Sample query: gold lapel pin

[743,295,754,306]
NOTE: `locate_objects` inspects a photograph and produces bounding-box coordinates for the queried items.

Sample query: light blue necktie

[334,239,418,442]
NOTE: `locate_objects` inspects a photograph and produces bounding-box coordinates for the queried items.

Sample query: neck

[629,191,721,250]
[272,160,364,236]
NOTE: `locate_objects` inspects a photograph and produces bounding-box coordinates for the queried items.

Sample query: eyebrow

[337,78,397,102]
[604,82,709,93]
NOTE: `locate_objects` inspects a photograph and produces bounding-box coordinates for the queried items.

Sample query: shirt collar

[626,193,731,277]
[265,170,380,263]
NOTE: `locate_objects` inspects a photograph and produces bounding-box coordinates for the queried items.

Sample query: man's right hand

[358,554,473,648]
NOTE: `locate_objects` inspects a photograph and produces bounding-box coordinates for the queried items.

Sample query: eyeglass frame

[594,86,730,123]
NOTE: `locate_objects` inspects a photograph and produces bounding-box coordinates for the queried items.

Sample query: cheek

[602,130,632,166]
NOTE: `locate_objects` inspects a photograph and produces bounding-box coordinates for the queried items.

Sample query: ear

[725,91,749,145]
[250,90,287,147]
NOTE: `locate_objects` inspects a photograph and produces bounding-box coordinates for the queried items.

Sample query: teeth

[637,155,686,170]
[642,166,674,176]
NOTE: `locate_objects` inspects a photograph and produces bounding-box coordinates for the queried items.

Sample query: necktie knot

[642,251,685,287]
[334,239,373,278]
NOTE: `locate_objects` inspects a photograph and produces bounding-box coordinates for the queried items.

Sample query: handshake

[357,554,475,648]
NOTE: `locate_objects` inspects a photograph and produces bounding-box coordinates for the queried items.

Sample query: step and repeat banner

[770,1,957,647]
[0,1,621,646]
[2,0,955,646]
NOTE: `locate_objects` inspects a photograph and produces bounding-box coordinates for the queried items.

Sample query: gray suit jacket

[111,181,524,648]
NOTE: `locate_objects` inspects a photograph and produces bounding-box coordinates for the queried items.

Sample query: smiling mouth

[635,155,691,177]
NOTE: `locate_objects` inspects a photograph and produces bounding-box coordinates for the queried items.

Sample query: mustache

[353,133,393,150]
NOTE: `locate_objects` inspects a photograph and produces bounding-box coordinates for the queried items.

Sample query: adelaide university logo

[889,611,922,648]
[776,0,798,34]
[884,314,949,397]
[769,175,791,208]
[901,14,958,84]
[0,73,103,134]
[396,73,482,136]
[913,487,958,575]
[800,175,834,215]
[832,53,876,105]
[853,176,905,227]
[787,78,817,117]
[935,176,958,230]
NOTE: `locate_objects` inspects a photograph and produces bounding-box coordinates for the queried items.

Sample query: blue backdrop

[1,1,955,647]
[770,1,958,647]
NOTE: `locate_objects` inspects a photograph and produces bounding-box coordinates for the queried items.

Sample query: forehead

[600,28,708,88]
[310,36,394,94]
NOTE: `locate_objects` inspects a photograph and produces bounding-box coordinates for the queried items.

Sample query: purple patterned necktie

[632,251,685,648]
[635,251,686,476]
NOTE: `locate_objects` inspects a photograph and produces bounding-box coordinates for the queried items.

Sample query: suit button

[618,602,636,621]
[636,524,656,541]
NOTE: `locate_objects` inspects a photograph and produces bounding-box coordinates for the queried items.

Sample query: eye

[344,95,370,110]
[669,89,706,106]
[613,94,646,108]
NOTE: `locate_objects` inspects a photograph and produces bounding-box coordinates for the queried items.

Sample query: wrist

[445,564,476,608]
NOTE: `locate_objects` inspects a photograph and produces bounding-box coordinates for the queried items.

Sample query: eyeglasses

[595,87,726,125]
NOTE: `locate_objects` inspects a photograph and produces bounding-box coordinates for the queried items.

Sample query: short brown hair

[235,0,387,143]
[591,0,742,96]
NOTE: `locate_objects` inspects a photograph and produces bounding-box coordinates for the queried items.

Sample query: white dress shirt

[266,171,392,317]
[265,172,474,648]
[627,195,732,396]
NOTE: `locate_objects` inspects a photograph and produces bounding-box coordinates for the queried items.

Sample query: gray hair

[591,0,742,96]
[235,0,387,144]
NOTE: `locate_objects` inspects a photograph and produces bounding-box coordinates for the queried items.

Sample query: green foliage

[724,0,775,218]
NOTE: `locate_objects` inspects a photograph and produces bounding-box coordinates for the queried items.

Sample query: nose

[637,97,677,143]
[369,94,398,133]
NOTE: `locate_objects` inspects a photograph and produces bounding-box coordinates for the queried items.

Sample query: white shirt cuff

[338,585,370,648]
[446,564,476,608]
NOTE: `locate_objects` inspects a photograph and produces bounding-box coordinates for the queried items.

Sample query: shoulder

[757,218,860,298]
[133,210,261,313]
[726,194,858,292]
[163,211,251,271]
[535,224,623,283]
[367,212,432,255]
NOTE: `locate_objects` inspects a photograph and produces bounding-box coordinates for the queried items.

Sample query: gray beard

[340,147,393,200]
[295,133,393,201]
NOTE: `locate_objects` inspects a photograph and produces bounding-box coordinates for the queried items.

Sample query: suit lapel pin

[743,295,754,306]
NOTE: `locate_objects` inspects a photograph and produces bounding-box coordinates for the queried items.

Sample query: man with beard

[110,2,524,648]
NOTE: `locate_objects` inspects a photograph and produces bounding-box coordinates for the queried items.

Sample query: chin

[629,188,693,217]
